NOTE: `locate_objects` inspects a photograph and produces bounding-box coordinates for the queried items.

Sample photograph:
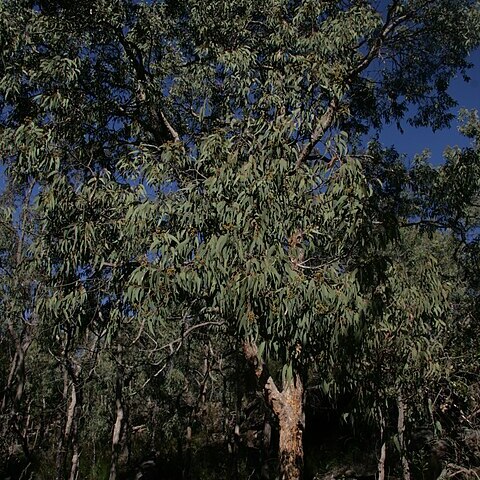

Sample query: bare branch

[296,98,339,168]
[114,28,181,145]
[296,4,411,169]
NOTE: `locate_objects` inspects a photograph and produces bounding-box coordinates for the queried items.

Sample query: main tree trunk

[275,377,304,480]
[243,342,304,480]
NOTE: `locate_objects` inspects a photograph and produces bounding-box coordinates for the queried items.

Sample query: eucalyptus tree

[405,111,480,472]
[332,115,480,478]
[346,229,455,480]
[0,177,41,467]
[1,0,480,478]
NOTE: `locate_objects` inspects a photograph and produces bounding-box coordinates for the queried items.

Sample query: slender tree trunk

[397,392,411,480]
[1,181,36,461]
[110,345,126,480]
[231,354,242,480]
[68,406,80,480]
[2,179,35,414]
[56,357,82,480]
[109,393,124,480]
[183,425,192,480]
[2,324,31,410]
[55,368,69,480]
[67,377,82,480]
[243,341,304,480]
[65,368,82,480]
[378,441,387,480]
[64,382,77,442]
[377,407,386,480]
[6,323,32,461]
[1,351,18,412]
[1,182,34,412]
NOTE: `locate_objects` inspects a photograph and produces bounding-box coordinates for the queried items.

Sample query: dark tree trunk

[261,416,272,480]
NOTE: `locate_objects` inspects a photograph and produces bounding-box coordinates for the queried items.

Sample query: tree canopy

[1,0,480,479]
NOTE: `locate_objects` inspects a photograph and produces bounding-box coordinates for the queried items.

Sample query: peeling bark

[243,341,304,480]
[276,377,304,480]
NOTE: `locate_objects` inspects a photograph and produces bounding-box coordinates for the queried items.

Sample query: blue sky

[1,49,479,195]
[380,49,480,164]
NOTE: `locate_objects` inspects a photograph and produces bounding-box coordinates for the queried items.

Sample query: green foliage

[1,0,480,477]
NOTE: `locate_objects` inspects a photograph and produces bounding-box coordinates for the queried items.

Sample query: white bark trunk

[397,393,411,480]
